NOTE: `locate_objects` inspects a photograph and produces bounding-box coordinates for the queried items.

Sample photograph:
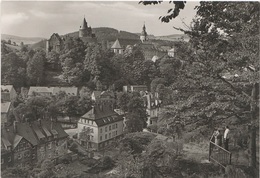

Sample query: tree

[60,37,88,85]
[1,52,26,88]
[140,1,259,169]
[27,50,46,85]
[125,96,147,132]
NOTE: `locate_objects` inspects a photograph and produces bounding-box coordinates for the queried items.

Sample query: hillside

[156,34,190,42]
[29,27,187,50]
[1,34,46,45]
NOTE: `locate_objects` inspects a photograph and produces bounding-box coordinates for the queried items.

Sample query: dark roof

[81,104,123,127]
[1,120,68,151]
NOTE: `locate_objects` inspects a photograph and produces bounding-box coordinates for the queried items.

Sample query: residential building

[28,86,78,97]
[1,85,17,103]
[144,92,161,126]
[1,120,68,169]
[1,102,11,124]
[168,48,175,57]
[91,91,116,105]
[123,85,148,93]
[77,104,124,150]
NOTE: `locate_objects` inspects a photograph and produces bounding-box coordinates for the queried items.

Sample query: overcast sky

[1,1,199,38]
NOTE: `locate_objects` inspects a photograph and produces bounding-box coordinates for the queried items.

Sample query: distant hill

[155,34,190,42]
[28,27,188,50]
[1,34,46,45]
[66,27,140,42]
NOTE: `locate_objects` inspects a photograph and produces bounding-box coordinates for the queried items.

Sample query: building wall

[97,120,124,143]
[13,139,37,166]
[78,118,124,150]
[37,138,68,162]
[1,152,13,169]
[1,113,8,123]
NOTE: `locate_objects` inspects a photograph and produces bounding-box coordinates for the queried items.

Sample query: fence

[209,135,232,168]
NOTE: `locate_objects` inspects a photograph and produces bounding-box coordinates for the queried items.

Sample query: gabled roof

[168,48,175,52]
[111,39,123,49]
[28,87,53,96]
[1,85,14,93]
[1,102,11,113]
[28,86,78,96]
[52,87,78,95]
[92,91,102,98]
[80,104,123,126]
[1,120,68,151]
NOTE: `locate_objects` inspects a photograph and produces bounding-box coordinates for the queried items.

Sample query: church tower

[140,23,148,43]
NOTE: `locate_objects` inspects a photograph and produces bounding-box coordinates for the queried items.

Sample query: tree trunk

[249,83,259,168]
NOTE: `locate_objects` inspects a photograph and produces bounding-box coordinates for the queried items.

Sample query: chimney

[13,121,18,133]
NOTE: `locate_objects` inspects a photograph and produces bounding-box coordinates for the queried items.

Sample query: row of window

[100,123,118,133]
[17,151,36,160]
[100,131,118,141]
[81,119,94,125]
[1,156,11,164]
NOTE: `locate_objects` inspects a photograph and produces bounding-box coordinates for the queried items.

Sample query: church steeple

[140,22,147,43]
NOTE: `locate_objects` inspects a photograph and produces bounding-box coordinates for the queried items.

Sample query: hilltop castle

[46,16,96,54]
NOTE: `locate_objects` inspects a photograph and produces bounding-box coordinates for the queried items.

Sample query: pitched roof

[168,48,175,52]
[111,39,122,49]
[1,85,14,93]
[1,102,11,113]
[92,91,102,98]
[1,120,68,150]
[52,87,78,95]
[28,86,78,96]
[28,87,53,96]
[81,17,88,29]
[81,104,123,126]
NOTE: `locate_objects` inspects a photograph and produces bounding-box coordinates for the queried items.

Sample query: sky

[1,1,199,38]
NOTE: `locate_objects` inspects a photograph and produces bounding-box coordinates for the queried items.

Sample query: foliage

[1,52,26,88]
[139,1,186,22]
[27,49,46,85]
[59,37,88,85]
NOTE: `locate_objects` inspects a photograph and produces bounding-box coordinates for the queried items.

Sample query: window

[105,134,107,139]
[100,136,102,141]
[112,125,115,129]
[105,127,107,132]
[32,153,36,160]
[91,121,93,125]
[116,131,118,136]
[116,123,118,129]
[87,120,89,124]
[109,133,111,138]
[109,126,111,131]
[100,128,102,133]
[18,153,22,160]
[48,142,52,149]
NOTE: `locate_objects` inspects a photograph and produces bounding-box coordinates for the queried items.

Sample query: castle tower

[140,23,148,43]
[79,17,91,38]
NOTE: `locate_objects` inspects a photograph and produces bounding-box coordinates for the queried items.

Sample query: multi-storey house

[1,85,17,103]
[77,104,124,150]
[1,102,11,124]
[28,86,78,97]
[144,92,161,126]
[123,85,148,93]
[91,91,116,105]
[1,120,68,169]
